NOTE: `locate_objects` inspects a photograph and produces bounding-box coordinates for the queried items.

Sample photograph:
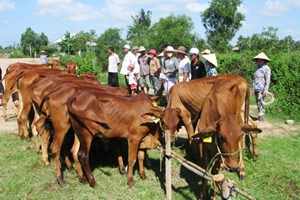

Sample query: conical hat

[202,53,218,67]
[253,52,270,62]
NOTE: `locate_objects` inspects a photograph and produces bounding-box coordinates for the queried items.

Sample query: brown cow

[192,80,262,199]
[67,92,180,188]
[167,74,251,143]
[36,83,131,186]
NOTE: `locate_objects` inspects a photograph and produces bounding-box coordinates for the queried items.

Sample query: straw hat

[202,53,218,67]
[175,46,186,54]
[201,49,211,55]
[253,52,270,62]
[132,46,139,51]
[123,44,130,49]
[40,50,46,54]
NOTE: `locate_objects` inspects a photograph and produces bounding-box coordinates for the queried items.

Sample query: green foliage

[201,0,245,52]
[9,49,26,58]
[20,27,49,57]
[149,14,200,51]
[59,52,100,76]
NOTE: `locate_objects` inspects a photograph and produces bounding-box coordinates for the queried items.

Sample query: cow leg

[238,140,245,179]
[71,134,86,183]
[77,132,96,187]
[251,133,259,159]
[16,96,31,140]
[127,137,141,187]
[137,149,147,180]
[181,112,194,143]
[112,139,126,175]
[2,92,10,121]
[31,108,41,153]
[35,115,50,165]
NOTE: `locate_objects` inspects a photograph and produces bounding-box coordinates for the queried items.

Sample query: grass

[0,130,299,200]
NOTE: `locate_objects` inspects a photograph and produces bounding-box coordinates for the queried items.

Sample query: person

[137,46,151,94]
[175,46,191,82]
[160,46,179,101]
[202,53,218,77]
[127,64,138,95]
[148,48,161,94]
[107,46,120,87]
[132,46,141,92]
[0,67,3,106]
[120,44,136,94]
[252,52,271,122]
[155,44,169,97]
[40,50,48,64]
[201,48,211,73]
[187,47,206,80]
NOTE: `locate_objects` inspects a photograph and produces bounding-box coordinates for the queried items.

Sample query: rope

[261,92,275,106]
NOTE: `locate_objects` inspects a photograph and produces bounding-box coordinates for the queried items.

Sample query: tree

[201,0,245,52]
[127,9,152,47]
[149,14,200,51]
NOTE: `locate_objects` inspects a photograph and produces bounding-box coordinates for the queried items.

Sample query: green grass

[0,131,299,199]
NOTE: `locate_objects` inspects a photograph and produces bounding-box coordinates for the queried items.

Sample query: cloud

[186,3,209,13]
[36,0,103,21]
[263,0,300,16]
[0,0,15,11]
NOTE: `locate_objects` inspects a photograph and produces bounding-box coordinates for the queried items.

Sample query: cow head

[194,115,262,175]
[142,107,181,143]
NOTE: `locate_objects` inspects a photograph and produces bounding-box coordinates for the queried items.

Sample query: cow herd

[0,61,262,200]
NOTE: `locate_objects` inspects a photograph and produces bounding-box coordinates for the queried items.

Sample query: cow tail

[244,85,250,124]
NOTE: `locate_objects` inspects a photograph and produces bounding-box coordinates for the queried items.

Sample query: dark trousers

[108,72,119,87]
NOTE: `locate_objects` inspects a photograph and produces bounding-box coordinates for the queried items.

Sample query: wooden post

[165,131,172,200]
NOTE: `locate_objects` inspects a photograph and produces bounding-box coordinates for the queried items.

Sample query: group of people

[107,45,271,122]
[107,44,219,98]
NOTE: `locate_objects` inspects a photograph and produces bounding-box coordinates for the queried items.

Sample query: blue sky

[1,0,300,47]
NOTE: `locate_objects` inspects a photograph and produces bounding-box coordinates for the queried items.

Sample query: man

[107,47,120,87]
[187,47,206,80]
[120,44,136,93]
[175,46,191,82]
[40,50,47,64]
[137,46,151,94]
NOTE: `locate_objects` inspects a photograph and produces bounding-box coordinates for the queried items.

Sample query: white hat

[253,52,270,62]
[201,49,211,55]
[138,46,146,52]
[123,44,130,49]
[165,46,174,52]
[187,47,199,56]
[202,53,218,67]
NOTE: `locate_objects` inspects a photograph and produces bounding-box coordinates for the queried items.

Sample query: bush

[9,50,26,58]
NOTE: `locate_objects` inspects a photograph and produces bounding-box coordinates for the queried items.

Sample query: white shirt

[178,56,191,82]
[108,53,120,73]
[120,51,136,75]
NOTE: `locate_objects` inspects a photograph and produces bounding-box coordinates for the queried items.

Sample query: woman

[252,52,271,122]
[202,53,218,77]
[148,49,161,95]
[160,46,179,101]
[187,47,206,80]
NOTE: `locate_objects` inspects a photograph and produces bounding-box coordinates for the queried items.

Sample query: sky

[1,0,300,47]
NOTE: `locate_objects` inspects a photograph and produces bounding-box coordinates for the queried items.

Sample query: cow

[1,62,50,120]
[167,74,252,143]
[66,91,180,188]
[191,79,262,199]
[35,83,131,186]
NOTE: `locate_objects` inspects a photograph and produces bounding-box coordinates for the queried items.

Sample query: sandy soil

[0,58,299,138]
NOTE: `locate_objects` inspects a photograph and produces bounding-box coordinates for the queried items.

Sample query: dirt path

[0,58,299,137]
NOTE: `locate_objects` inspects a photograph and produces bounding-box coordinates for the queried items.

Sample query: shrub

[9,50,26,58]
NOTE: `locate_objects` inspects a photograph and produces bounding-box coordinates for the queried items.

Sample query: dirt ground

[0,58,299,138]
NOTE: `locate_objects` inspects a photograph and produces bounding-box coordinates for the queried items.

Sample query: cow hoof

[239,174,246,180]
[139,174,147,180]
[89,180,97,188]
[43,161,50,166]
[79,177,87,184]
[57,177,65,187]
[128,180,135,188]
[119,169,126,175]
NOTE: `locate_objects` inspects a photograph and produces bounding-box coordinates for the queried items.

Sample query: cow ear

[141,113,160,123]
[197,125,216,135]
[242,124,262,134]
[175,107,181,114]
